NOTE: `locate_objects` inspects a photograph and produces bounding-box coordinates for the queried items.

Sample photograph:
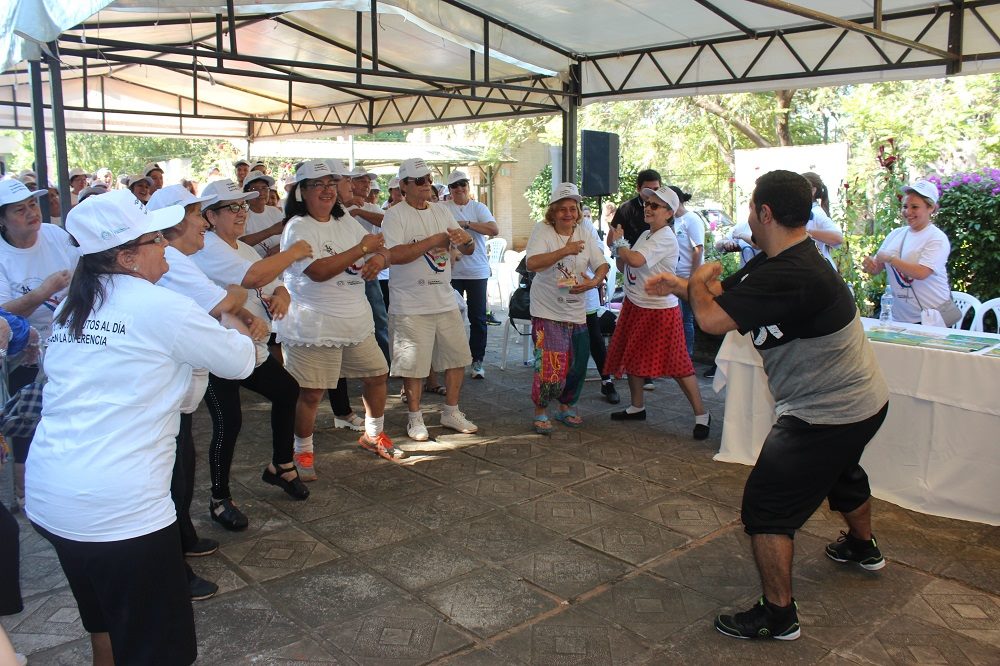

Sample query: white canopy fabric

[2,1,999,138]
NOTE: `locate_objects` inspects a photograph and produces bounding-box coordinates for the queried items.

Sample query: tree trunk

[690,97,773,148]
[774,89,796,146]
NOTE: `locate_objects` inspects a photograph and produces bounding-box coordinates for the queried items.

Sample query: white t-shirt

[158,246,227,313]
[443,199,495,280]
[382,201,460,315]
[806,204,841,268]
[276,213,373,346]
[244,206,284,258]
[348,202,390,280]
[0,224,79,339]
[580,219,609,313]
[526,222,609,325]
[623,227,680,309]
[673,211,705,279]
[26,275,255,541]
[878,224,951,324]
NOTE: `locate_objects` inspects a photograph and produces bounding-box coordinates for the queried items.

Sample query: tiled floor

[4,328,999,664]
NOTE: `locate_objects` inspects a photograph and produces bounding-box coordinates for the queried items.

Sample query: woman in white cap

[524,182,609,434]
[191,179,314,530]
[605,186,711,439]
[277,160,396,475]
[26,190,256,666]
[0,179,78,503]
[127,174,153,203]
[240,171,284,257]
[233,159,251,186]
[862,179,952,325]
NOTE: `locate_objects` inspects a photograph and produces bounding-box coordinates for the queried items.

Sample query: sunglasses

[209,202,250,214]
[448,181,469,189]
[404,176,433,186]
[134,231,166,247]
[643,200,667,210]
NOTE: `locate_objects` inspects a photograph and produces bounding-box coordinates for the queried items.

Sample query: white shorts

[389,310,472,377]
[283,334,388,389]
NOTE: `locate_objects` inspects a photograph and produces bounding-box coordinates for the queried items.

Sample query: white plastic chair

[951,291,982,330]
[971,297,1000,333]
[500,315,532,370]
[486,238,508,307]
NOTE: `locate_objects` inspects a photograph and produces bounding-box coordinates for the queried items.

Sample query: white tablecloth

[714,319,1000,526]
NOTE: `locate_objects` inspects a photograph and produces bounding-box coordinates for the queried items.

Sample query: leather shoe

[262,465,310,501]
[693,415,712,440]
[184,537,219,558]
[209,498,249,531]
[611,408,646,421]
[601,381,620,404]
[189,574,218,601]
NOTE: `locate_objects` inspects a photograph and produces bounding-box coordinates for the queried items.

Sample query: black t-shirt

[610,196,648,246]
[716,237,855,350]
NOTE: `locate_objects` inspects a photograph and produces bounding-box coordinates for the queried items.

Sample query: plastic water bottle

[879,292,893,325]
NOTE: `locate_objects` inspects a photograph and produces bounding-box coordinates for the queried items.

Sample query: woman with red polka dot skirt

[604,186,711,440]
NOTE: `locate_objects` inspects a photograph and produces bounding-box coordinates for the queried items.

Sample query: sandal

[423,384,447,396]
[533,414,553,435]
[554,409,584,428]
[209,497,249,531]
[262,464,310,501]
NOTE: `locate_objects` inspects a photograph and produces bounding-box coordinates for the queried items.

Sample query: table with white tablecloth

[713,318,1000,526]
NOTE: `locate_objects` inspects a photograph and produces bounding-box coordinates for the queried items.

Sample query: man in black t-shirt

[646,170,889,642]
[608,168,661,246]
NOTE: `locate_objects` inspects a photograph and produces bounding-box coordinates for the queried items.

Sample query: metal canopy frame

[2,1,999,211]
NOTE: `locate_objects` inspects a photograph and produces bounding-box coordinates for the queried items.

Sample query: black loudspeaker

[580,130,619,196]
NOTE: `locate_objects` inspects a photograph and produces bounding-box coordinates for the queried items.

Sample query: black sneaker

[826,531,886,570]
[486,312,502,326]
[189,574,219,601]
[600,381,620,404]
[184,537,219,558]
[715,597,800,641]
[703,365,716,379]
[611,408,646,421]
[693,414,711,440]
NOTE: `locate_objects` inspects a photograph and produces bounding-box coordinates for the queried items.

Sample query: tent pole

[47,42,71,219]
[28,59,50,220]
[561,64,580,184]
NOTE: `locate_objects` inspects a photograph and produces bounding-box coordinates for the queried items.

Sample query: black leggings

[204,355,299,501]
[6,364,38,463]
[586,311,611,381]
[329,377,353,417]
[0,501,22,615]
[170,413,198,551]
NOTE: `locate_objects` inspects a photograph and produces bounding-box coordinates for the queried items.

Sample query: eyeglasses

[135,231,166,247]
[643,200,667,210]
[448,181,469,189]
[303,180,338,190]
[404,176,433,186]
[209,202,250,214]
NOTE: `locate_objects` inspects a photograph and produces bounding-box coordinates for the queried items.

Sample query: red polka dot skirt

[603,299,694,379]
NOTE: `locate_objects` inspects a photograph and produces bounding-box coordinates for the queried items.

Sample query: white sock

[626,405,645,414]
[365,415,384,438]
[407,411,424,425]
[294,434,314,454]
[442,403,459,415]
[602,378,613,385]
[695,413,711,426]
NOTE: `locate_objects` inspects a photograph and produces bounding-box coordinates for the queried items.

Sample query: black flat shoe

[209,498,249,531]
[611,408,646,421]
[189,574,219,601]
[262,465,310,501]
[601,381,621,404]
[693,415,712,440]
[184,537,219,558]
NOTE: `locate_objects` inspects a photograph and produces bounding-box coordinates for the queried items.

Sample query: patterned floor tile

[509,491,625,536]
[366,535,486,592]
[572,514,689,565]
[443,510,561,562]
[453,469,553,507]
[337,465,440,503]
[634,490,739,538]
[505,539,631,599]
[511,452,606,487]
[571,472,675,511]
[382,487,495,530]
[221,526,340,582]
[310,505,428,553]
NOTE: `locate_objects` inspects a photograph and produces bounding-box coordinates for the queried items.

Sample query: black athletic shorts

[32,521,197,665]
[741,402,889,537]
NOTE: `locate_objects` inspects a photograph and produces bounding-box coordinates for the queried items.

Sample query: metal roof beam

[435,0,577,59]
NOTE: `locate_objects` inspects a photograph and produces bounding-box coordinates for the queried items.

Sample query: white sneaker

[407,419,430,441]
[334,413,364,431]
[441,410,478,434]
[15,653,27,666]
[471,361,485,379]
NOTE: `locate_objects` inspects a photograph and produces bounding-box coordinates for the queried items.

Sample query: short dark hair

[752,170,812,228]
[636,169,661,189]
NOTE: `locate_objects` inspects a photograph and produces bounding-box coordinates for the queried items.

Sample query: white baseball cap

[346,166,369,178]
[200,179,259,210]
[0,179,47,206]
[641,186,680,212]
[147,184,214,211]
[549,182,582,204]
[387,177,400,190]
[243,172,275,189]
[67,190,183,255]
[142,162,163,177]
[251,161,266,170]
[901,179,939,205]
[68,168,90,180]
[77,183,109,203]
[233,159,251,169]
[398,158,431,180]
[295,160,336,183]
[17,170,37,186]
[369,180,382,192]
[324,159,349,177]
[126,174,153,189]
[447,170,470,186]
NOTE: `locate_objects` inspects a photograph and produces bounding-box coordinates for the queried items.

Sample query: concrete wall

[491,137,552,251]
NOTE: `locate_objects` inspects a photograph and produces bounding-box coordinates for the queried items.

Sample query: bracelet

[611,237,630,250]
[360,244,368,254]
[462,237,474,247]
[373,248,392,268]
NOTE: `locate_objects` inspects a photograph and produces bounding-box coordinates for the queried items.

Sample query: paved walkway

[4,327,999,664]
